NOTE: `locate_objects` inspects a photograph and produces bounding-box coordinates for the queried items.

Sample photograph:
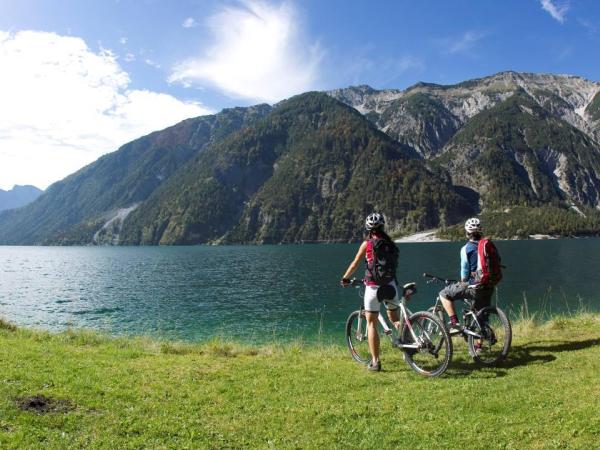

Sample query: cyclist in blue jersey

[438,218,494,334]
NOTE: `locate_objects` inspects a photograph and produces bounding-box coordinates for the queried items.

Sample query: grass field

[1,314,599,449]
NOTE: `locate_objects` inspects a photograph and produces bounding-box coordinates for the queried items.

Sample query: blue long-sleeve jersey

[460,240,479,284]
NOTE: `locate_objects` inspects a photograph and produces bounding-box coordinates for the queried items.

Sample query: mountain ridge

[1,71,600,245]
[0,185,43,213]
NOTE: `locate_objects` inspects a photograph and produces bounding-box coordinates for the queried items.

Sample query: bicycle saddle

[402,282,417,298]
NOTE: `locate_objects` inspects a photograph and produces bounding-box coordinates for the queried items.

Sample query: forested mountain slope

[0,105,270,244]
[119,93,473,244]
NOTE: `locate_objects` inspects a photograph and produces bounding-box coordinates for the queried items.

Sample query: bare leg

[440,295,456,317]
[365,312,380,363]
[386,308,401,331]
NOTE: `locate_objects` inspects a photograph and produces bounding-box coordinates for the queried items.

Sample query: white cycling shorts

[364,281,400,313]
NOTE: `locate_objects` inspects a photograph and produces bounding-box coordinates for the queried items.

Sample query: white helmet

[464,217,482,234]
[365,213,385,230]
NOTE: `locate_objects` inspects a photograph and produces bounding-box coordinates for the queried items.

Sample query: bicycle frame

[354,287,421,350]
[431,296,487,339]
[345,278,453,376]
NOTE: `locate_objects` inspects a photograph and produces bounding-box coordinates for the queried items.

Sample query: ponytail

[366,227,393,243]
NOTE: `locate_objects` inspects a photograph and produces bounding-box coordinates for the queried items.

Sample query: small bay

[1,239,599,343]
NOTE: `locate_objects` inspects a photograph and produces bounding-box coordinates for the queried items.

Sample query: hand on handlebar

[422,273,456,285]
[340,278,363,287]
[340,278,351,287]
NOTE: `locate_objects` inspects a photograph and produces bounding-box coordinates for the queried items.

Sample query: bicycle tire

[400,311,453,377]
[467,306,512,366]
[425,305,447,354]
[345,310,370,365]
[427,305,445,327]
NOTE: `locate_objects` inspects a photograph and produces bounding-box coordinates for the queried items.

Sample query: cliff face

[330,72,600,210]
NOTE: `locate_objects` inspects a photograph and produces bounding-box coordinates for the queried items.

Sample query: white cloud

[182,17,197,28]
[0,30,212,190]
[540,0,569,23]
[145,58,161,68]
[343,47,425,87]
[169,0,323,103]
[119,36,128,45]
[124,52,136,62]
[395,56,425,74]
[577,18,598,36]
[446,31,487,55]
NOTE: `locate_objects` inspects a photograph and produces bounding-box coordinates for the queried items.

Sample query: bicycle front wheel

[345,310,370,365]
[468,306,512,366]
[401,311,453,377]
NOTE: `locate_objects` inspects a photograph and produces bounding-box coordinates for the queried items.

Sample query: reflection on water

[0,239,599,342]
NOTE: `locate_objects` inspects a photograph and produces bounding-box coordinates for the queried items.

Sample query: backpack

[476,238,502,286]
[368,238,399,285]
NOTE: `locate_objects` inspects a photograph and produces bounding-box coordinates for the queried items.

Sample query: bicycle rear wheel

[345,310,370,365]
[401,311,453,377]
[468,306,512,366]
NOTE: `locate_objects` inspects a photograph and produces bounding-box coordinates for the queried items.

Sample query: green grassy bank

[1,315,599,449]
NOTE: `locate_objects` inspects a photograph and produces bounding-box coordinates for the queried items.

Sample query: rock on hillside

[329,72,600,159]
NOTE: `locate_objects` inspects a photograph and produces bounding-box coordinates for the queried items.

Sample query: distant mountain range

[0,185,42,213]
[1,71,599,245]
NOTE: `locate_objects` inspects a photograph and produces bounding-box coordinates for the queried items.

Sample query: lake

[1,239,599,343]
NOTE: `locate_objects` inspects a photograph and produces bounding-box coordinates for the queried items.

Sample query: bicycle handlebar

[422,273,456,285]
[349,278,364,287]
[340,278,364,287]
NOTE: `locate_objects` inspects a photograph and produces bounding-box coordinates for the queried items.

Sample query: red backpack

[476,238,503,286]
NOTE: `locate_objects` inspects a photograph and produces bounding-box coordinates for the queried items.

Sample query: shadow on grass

[448,337,600,377]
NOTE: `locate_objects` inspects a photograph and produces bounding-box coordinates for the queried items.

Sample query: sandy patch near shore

[395,230,449,243]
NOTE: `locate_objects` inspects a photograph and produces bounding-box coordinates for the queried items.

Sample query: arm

[460,244,469,282]
[341,241,368,282]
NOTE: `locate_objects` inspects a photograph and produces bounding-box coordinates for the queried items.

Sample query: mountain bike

[344,279,452,377]
[423,273,512,366]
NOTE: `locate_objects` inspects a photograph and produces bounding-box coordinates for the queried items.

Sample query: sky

[1,0,599,190]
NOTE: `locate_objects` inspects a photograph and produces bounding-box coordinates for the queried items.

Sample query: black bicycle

[423,273,512,366]
[343,278,452,377]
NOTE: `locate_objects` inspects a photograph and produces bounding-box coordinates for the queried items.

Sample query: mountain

[0,185,43,212]
[2,71,600,245]
[438,89,600,209]
[0,105,271,245]
[330,72,600,210]
[119,92,473,244]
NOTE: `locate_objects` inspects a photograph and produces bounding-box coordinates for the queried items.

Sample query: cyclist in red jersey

[341,213,400,372]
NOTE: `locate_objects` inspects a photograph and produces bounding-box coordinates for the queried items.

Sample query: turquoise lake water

[1,239,599,343]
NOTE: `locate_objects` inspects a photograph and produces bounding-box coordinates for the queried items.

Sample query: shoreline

[395,230,575,243]
[394,229,449,243]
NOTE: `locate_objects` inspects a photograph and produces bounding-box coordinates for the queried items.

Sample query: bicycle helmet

[365,213,385,230]
[464,217,482,233]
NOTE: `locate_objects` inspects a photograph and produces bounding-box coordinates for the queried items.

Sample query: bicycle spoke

[468,307,512,366]
[346,311,370,365]
[401,311,452,377]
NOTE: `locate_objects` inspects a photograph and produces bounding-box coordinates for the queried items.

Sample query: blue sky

[1,0,599,189]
